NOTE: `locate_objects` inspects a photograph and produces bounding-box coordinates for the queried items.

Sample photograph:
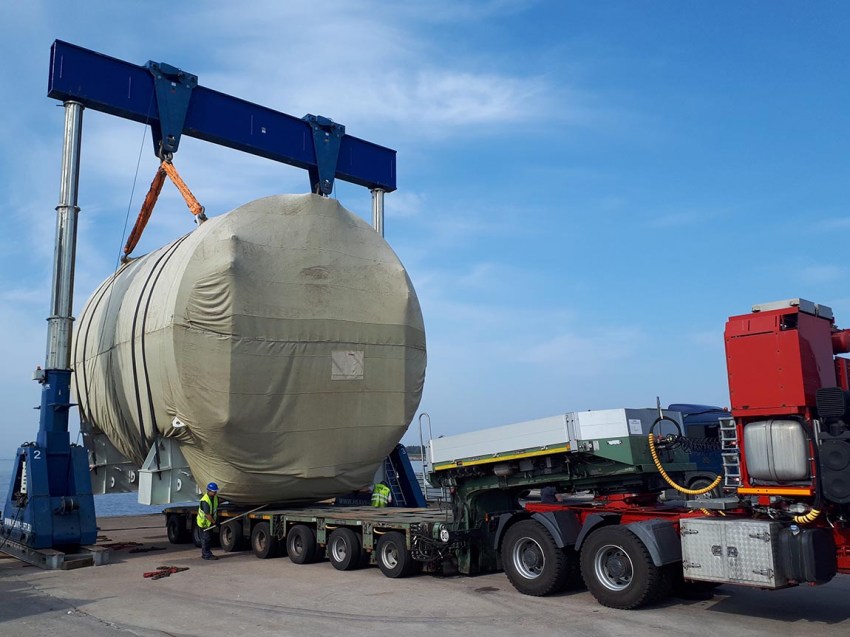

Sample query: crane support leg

[1,101,98,560]
[371,188,385,237]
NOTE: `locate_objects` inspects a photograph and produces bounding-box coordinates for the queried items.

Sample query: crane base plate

[0,538,110,570]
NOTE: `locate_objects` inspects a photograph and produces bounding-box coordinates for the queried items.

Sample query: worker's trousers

[201,529,214,558]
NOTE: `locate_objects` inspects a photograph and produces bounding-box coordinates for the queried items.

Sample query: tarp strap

[122,160,206,262]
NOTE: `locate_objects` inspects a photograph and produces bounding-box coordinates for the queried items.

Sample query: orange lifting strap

[122,160,206,261]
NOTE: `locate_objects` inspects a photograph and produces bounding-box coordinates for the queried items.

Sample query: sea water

[0,457,190,518]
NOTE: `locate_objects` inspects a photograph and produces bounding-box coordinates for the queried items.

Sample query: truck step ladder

[719,418,742,490]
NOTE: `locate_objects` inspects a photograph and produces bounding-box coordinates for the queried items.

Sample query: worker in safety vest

[371,481,392,507]
[197,482,220,560]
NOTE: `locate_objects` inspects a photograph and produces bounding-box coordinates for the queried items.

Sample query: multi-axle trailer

[165,298,850,610]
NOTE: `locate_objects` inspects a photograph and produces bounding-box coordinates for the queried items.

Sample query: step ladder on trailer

[383,456,407,506]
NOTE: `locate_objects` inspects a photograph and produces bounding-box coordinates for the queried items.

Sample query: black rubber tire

[673,571,722,600]
[376,531,415,578]
[192,524,203,548]
[501,519,570,596]
[661,561,721,599]
[166,515,190,544]
[220,520,246,553]
[328,528,366,571]
[562,547,585,591]
[686,477,723,501]
[651,564,676,604]
[287,524,318,564]
[251,521,280,559]
[580,525,665,609]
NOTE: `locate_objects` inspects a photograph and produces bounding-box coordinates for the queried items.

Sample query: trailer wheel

[328,528,366,571]
[192,524,203,548]
[501,520,570,596]
[192,523,221,548]
[287,524,318,564]
[649,563,676,603]
[251,521,281,559]
[376,531,415,578]
[563,547,585,590]
[686,477,723,500]
[166,515,190,544]
[671,569,721,599]
[220,521,246,553]
[580,525,664,609]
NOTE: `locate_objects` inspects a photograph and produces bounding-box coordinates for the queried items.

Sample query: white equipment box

[429,408,682,471]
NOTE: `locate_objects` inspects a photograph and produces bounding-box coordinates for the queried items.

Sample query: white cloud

[688,329,723,348]
[378,71,550,128]
[796,264,846,285]
[171,2,583,142]
[647,209,707,228]
[386,191,425,218]
[0,287,46,304]
[457,262,500,287]
[812,217,850,232]
[401,0,543,23]
[825,297,850,318]
[518,327,643,371]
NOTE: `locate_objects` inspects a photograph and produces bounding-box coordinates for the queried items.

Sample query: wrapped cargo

[72,194,426,504]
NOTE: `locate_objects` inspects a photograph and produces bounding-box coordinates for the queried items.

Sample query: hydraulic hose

[648,433,722,496]
[791,418,824,525]
[793,508,821,524]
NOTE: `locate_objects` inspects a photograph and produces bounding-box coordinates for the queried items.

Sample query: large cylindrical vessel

[72,194,426,504]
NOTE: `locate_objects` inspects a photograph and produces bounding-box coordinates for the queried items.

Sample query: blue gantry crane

[0,40,400,568]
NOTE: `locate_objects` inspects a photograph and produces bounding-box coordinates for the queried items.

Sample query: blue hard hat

[206,482,219,492]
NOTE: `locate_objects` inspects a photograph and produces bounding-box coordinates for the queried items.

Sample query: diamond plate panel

[681,518,727,582]
[723,520,786,586]
[680,518,788,587]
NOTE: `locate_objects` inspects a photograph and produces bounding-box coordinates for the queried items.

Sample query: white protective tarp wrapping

[72,194,426,505]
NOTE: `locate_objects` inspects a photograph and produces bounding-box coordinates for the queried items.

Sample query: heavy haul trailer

[164,407,700,594]
[164,299,850,611]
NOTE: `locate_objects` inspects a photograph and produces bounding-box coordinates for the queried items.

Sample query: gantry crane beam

[48,40,396,194]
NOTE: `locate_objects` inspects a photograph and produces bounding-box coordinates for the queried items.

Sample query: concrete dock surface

[1,514,849,637]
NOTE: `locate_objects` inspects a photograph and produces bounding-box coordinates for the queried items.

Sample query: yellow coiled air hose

[792,508,821,524]
[647,433,722,496]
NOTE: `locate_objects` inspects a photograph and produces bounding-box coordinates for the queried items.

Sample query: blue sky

[1,1,849,457]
